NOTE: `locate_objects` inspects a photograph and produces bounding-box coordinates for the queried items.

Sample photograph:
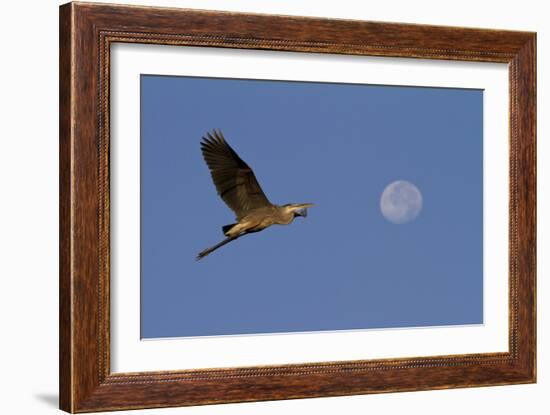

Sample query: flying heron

[196,129,313,260]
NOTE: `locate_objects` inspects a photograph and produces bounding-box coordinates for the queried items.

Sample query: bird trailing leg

[196,234,244,261]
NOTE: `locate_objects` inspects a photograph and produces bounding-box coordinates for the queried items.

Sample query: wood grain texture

[59,3,73,411]
[59,2,537,412]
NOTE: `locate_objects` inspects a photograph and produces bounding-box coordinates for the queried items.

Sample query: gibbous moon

[380,180,423,224]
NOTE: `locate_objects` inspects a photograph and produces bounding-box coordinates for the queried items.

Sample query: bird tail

[222,223,237,236]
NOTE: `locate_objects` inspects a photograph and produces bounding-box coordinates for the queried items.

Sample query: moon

[380,180,423,224]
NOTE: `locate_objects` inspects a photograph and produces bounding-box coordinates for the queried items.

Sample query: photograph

[45,1,539,412]
[140,75,484,339]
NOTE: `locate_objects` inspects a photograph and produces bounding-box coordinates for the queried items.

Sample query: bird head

[284,203,314,218]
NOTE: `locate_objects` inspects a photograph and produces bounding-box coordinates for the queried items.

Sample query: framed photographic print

[59,2,536,412]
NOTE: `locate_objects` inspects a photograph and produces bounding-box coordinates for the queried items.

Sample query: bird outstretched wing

[200,130,272,219]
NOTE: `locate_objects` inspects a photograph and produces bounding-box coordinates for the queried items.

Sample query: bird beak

[296,208,308,217]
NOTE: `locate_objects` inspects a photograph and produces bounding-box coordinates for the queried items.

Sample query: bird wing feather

[200,130,271,219]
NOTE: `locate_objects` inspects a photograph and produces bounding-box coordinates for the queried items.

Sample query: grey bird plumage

[197,129,313,260]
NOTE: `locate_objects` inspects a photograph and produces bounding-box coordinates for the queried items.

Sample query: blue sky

[140,75,483,338]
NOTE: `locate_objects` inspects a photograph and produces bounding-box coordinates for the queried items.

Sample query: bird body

[197,130,313,260]
[223,204,308,237]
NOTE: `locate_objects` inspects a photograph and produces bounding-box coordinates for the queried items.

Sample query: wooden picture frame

[59,2,536,412]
